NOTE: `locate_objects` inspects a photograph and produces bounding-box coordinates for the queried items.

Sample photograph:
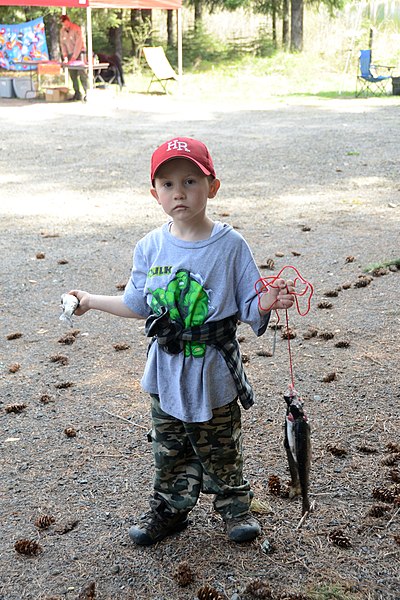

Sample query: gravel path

[1,91,399,600]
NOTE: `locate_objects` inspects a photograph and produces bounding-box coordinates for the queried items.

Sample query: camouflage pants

[148,394,252,521]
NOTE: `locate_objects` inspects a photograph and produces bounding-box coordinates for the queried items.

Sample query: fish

[60,293,79,327]
[283,386,311,515]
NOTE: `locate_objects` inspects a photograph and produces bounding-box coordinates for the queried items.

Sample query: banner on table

[0,17,49,71]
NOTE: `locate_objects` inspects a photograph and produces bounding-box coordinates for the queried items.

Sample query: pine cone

[357,444,377,454]
[197,585,225,600]
[372,485,400,504]
[50,354,69,365]
[5,403,27,414]
[322,372,337,383]
[268,474,281,496]
[173,561,195,587]
[386,442,400,454]
[58,333,76,345]
[318,331,334,340]
[371,267,388,277]
[244,579,274,598]
[381,453,400,467]
[326,443,347,457]
[334,340,350,348]
[35,515,55,529]
[354,275,373,288]
[113,343,130,351]
[281,327,296,340]
[77,581,96,600]
[256,350,273,357]
[6,332,23,340]
[55,382,73,389]
[14,538,42,556]
[323,289,339,297]
[317,301,333,309]
[303,327,318,340]
[64,427,77,438]
[9,362,21,373]
[40,394,52,404]
[345,256,355,263]
[328,528,351,548]
[341,281,352,289]
[367,504,391,518]
[265,258,275,270]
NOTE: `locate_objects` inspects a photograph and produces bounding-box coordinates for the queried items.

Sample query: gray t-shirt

[123,221,268,422]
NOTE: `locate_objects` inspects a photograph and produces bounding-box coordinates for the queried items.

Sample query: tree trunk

[130,9,141,56]
[45,14,61,61]
[290,0,303,52]
[108,11,123,59]
[167,10,174,48]
[272,8,277,49]
[115,12,123,59]
[282,0,290,51]
[194,0,203,31]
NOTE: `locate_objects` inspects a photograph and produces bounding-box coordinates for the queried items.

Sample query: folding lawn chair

[96,53,125,89]
[356,49,394,97]
[142,46,178,94]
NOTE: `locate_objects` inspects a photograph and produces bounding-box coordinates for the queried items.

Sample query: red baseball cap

[151,137,216,182]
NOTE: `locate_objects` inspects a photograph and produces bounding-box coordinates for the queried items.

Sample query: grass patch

[308,583,362,599]
[125,48,360,99]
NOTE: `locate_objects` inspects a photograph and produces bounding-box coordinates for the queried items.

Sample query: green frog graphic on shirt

[149,269,209,357]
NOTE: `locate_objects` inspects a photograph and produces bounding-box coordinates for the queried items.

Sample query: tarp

[0,16,49,69]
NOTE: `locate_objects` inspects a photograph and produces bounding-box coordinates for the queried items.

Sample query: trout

[284,387,311,515]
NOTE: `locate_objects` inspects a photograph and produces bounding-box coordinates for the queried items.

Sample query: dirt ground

[0,89,399,600]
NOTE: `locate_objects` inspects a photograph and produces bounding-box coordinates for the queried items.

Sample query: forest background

[1,0,400,97]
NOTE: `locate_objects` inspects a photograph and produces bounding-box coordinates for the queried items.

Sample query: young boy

[69,137,294,546]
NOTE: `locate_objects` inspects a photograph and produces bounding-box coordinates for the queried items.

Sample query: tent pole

[86,6,94,96]
[177,7,182,95]
[62,6,69,87]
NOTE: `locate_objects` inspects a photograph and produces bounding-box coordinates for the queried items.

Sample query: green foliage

[221,0,252,10]
[179,23,275,70]
[308,583,361,600]
[186,0,251,15]
[127,16,154,59]
[363,258,400,272]
[181,25,235,68]
[307,0,346,18]
[0,6,60,24]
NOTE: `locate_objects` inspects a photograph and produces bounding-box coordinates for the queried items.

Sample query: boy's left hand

[259,278,295,313]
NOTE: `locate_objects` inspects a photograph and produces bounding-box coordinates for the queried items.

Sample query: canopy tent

[0,0,183,93]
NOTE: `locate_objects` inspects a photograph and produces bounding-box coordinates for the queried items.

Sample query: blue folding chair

[356,49,394,97]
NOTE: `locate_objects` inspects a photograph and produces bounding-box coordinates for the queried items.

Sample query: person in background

[59,14,88,102]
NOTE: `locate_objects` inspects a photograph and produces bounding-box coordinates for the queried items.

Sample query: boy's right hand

[67,290,91,315]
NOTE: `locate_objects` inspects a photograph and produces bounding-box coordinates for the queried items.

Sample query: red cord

[255,265,314,388]
[255,265,314,316]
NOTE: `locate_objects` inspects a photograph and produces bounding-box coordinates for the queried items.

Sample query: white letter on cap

[167,140,190,153]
